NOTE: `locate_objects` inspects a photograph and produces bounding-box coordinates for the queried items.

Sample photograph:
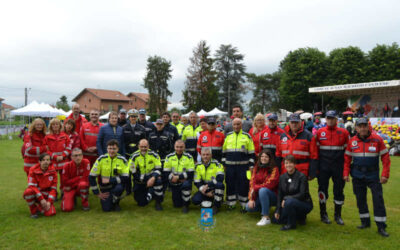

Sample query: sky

[1,0,399,108]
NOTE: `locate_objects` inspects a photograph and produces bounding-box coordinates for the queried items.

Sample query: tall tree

[325,46,367,110]
[279,47,329,112]
[56,95,70,111]
[143,56,172,115]
[214,44,246,114]
[247,72,281,116]
[367,43,400,81]
[182,40,219,111]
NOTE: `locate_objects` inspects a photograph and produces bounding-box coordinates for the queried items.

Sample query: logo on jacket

[282,137,287,142]
[48,176,53,181]
[264,132,268,137]
[321,132,326,137]
[352,141,358,146]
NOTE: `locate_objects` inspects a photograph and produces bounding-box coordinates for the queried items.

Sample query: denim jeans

[246,188,277,216]
[280,198,313,226]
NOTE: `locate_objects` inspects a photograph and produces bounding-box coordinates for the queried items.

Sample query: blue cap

[139,108,146,114]
[326,110,337,118]
[155,119,163,124]
[207,117,216,124]
[289,113,301,122]
[356,117,368,125]
[268,113,278,121]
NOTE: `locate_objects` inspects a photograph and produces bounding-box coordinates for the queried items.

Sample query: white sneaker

[256,217,271,226]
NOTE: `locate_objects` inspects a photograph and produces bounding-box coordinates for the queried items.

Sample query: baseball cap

[119,108,127,114]
[326,110,337,118]
[289,113,301,122]
[268,113,278,121]
[155,119,163,124]
[356,117,368,125]
[139,108,146,114]
[207,117,216,124]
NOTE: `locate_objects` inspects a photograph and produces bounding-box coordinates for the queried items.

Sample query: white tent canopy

[207,108,228,116]
[10,101,66,117]
[197,109,209,117]
[300,112,313,120]
[99,112,110,120]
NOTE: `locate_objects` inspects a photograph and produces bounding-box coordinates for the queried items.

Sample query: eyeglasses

[130,115,138,118]
[72,154,83,157]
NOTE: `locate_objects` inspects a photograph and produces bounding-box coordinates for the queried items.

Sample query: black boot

[357,218,370,229]
[320,203,331,224]
[212,205,219,215]
[182,204,189,214]
[334,204,344,225]
[155,201,163,211]
[378,228,389,237]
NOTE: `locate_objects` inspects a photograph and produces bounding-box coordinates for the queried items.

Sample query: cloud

[1,0,400,107]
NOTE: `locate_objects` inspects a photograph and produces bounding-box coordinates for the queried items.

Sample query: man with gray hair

[192,147,225,214]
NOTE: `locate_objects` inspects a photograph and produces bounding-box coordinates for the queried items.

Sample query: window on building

[118,105,123,111]
[108,105,113,111]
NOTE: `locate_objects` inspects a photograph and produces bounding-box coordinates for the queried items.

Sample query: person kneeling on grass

[23,153,57,218]
[274,155,313,230]
[246,149,279,226]
[61,148,91,212]
[192,147,225,214]
[129,139,164,211]
[89,139,129,212]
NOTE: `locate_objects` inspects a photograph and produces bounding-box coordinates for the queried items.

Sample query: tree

[325,46,368,110]
[214,44,246,114]
[56,95,70,111]
[182,40,219,111]
[367,43,400,81]
[278,47,329,112]
[143,56,172,115]
[247,72,281,116]
[327,46,367,85]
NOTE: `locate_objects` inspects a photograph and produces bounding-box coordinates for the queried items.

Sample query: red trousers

[61,181,89,212]
[23,187,56,216]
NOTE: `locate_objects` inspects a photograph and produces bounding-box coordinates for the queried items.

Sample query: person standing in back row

[224,104,253,134]
[315,110,349,225]
[344,117,391,237]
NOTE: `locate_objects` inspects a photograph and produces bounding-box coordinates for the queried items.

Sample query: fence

[0,125,25,139]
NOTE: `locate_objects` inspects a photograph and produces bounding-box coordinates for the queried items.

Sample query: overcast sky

[1,0,399,108]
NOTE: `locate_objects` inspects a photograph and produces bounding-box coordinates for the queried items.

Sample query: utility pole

[25,87,27,106]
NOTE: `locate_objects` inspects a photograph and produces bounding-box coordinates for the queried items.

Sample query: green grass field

[0,138,399,249]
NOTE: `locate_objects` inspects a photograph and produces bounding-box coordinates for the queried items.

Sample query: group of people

[21,104,391,236]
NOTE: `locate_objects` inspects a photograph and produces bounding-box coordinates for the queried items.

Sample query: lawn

[0,138,399,249]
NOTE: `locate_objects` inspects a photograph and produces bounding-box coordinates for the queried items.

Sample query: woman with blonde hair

[44,118,71,195]
[248,113,266,156]
[22,118,48,175]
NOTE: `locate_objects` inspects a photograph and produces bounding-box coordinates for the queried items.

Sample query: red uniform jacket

[249,125,267,155]
[80,122,103,157]
[23,132,47,172]
[276,125,319,177]
[27,164,58,203]
[260,126,285,155]
[66,131,81,151]
[197,129,225,162]
[344,132,390,179]
[316,125,349,170]
[64,113,87,134]
[44,132,71,170]
[61,159,91,191]
[248,166,279,200]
